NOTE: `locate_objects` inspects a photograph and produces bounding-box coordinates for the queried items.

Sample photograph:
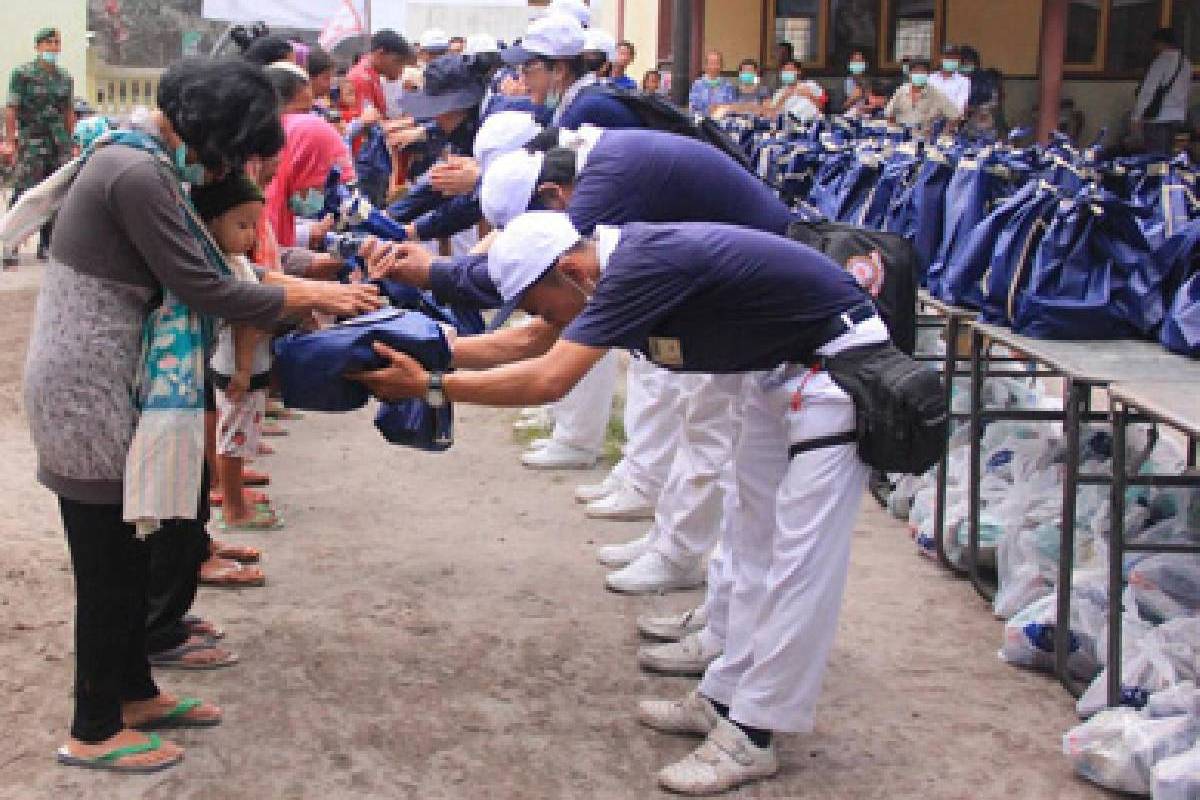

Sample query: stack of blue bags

[714,114,1200,356]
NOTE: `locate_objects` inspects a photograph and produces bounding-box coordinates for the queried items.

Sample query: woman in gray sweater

[24,58,381,773]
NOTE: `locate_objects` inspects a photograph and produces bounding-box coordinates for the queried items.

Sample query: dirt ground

[0,263,1111,800]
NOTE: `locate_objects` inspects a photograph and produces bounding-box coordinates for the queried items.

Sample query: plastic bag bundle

[1000,579,1108,680]
[1128,555,1200,624]
[1078,616,1200,719]
[1064,707,1200,795]
[1146,681,1200,720]
[1151,744,1200,800]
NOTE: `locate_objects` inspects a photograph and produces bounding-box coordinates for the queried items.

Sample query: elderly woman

[24,58,379,773]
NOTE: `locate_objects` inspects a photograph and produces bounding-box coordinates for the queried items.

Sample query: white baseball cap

[487,211,581,328]
[419,28,450,51]
[502,14,586,64]
[481,149,545,229]
[547,0,592,27]
[464,33,499,56]
[582,29,616,62]
[473,111,542,174]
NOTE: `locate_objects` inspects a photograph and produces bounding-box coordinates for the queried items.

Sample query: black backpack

[786,220,919,355]
[586,85,754,173]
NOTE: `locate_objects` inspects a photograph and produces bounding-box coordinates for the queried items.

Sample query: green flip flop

[134,697,222,731]
[215,507,284,531]
[56,733,182,774]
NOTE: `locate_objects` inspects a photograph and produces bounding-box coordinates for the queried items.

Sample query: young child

[190,173,282,531]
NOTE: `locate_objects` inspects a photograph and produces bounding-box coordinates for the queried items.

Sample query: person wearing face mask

[884,59,961,139]
[501,13,641,131]
[3,27,75,267]
[766,59,826,121]
[959,45,1005,139]
[16,57,381,775]
[928,43,970,116]
[688,50,736,116]
[263,112,356,249]
[841,49,871,115]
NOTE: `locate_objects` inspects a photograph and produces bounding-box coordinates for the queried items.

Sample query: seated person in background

[960,45,1004,139]
[710,58,772,118]
[611,40,638,91]
[765,59,826,121]
[885,59,960,138]
[842,49,871,115]
[928,43,970,116]
[688,49,735,115]
[642,69,663,96]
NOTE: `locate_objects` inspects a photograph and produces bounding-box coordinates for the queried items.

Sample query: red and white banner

[319,0,367,50]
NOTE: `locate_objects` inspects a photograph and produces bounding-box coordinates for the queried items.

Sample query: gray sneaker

[657,718,779,794]
[638,632,722,677]
[637,690,721,736]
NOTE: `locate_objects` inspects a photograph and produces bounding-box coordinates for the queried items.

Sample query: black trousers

[145,468,212,656]
[1143,121,1179,155]
[59,498,160,743]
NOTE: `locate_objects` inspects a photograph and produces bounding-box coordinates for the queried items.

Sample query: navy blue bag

[809,149,859,221]
[354,126,393,188]
[1012,190,1169,340]
[926,158,1019,299]
[273,308,451,412]
[1159,218,1200,357]
[373,279,486,336]
[974,181,1063,325]
[859,152,917,230]
[1127,160,1199,250]
[882,153,955,280]
[374,399,453,451]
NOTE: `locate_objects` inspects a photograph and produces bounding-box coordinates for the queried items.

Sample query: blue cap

[399,55,485,120]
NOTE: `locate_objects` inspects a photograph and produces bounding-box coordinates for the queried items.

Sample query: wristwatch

[426,371,447,408]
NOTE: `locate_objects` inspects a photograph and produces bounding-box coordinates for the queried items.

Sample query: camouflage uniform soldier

[3,27,75,266]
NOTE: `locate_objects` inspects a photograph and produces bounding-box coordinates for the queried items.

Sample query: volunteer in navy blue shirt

[366,127,797,308]
[350,211,890,795]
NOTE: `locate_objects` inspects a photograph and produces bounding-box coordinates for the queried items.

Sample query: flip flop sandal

[182,614,225,640]
[215,508,284,532]
[211,541,262,564]
[133,697,223,731]
[242,469,271,487]
[200,561,267,588]
[209,489,270,507]
[148,641,240,670]
[267,406,304,421]
[56,733,181,774]
[261,423,289,437]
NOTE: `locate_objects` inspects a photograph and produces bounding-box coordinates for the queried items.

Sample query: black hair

[371,30,414,57]
[581,52,608,73]
[777,41,795,60]
[959,45,980,65]
[941,43,959,56]
[525,126,561,153]
[242,35,294,66]
[449,35,466,45]
[157,58,284,173]
[780,59,801,71]
[536,147,577,187]
[307,47,335,79]
[617,40,635,57]
[910,59,931,71]
[266,64,309,105]
[189,171,264,222]
[738,58,759,71]
[1152,27,1177,46]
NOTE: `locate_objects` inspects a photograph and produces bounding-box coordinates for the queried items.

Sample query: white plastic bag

[1129,554,1200,624]
[1079,616,1200,719]
[1151,744,1200,800]
[1064,707,1200,795]
[1147,681,1200,720]
[1000,580,1107,680]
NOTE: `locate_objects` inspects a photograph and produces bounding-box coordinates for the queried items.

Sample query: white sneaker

[520,441,597,470]
[596,533,652,568]
[637,605,708,642]
[657,719,779,795]
[637,690,721,736]
[605,551,705,594]
[574,471,623,504]
[584,483,654,521]
[639,632,722,676]
[524,436,552,452]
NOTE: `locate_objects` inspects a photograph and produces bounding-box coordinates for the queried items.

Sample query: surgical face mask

[848,61,866,75]
[39,51,58,65]
[960,63,976,74]
[738,71,757,85]
[780,70,797,85]
[902,62,911,76]
[288,188,324,217]
[911,73,929,88]
[942,58,959,72]
[174,144,206,185]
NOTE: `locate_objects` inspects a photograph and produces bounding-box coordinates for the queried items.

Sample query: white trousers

[696,363,870,733]
[550,349,619,455]
[648,373,744,569]
[617,357,685,502]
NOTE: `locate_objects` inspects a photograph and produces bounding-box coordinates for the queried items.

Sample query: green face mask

[738,71,757,85]
[848,61,866,75]
[911,73,929,88]
[941,59,959,72]
[174,144,205,185]
[39,51,58,65]
[780,71,797,85]
[960,63,975,74]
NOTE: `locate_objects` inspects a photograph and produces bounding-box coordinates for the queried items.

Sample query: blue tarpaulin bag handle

[1159,218,1200,357]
